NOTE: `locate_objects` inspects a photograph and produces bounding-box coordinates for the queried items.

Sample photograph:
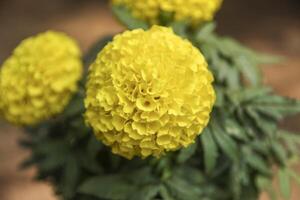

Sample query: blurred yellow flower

[112,0,223,25]
[0,31,82,125]
[85,25,215,159]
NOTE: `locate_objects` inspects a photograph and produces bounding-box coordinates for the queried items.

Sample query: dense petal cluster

[112,0,223,25]
[0,31,82,125]
[85,26,215,159]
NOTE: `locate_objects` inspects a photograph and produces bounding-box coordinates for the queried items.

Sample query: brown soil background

[0,0,299,199]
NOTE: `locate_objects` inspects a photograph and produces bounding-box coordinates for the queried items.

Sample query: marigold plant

[112,0,223,25]
[2,1,300,200]
[84,26,215,159]
[0,31,82,125]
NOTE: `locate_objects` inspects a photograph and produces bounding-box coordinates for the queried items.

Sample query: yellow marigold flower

[112,0,223,25]
[85,26,215,159]
[0,31,82,125]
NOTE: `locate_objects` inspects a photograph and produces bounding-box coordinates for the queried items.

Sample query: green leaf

[278,168,291,199]
[244,148,271,176]
[235,55,261,86]
[87,135,103,158]
[230,164,242,200]
[255,53,283,64]
[173,166,205,185]
[177,142,197,163]
[195,22,216,41]
[224,119,249,141]
[249,140,270,156]
[214,87,225,107]
[35,140,68,172]
[158,11,174,25]
[201,128,218,174]
[61,156,80,199]
[239,87,271,102]
[79,175,136,200]
[255,176,277,200]
[271,142,287,166]
[61,95,85,120]
[112,5,149,30]
[170,21,188,38]
[279,130,300,154]
[236,109,256,138]
[83,35,113,67]
[159,185,175,200]
[211,121,239,162]
[130,184,160,200]
[253,95,300,119]
[20,157,36,169]
[165,175,202,200]
[245,107,276,136]
[288,169,300,185]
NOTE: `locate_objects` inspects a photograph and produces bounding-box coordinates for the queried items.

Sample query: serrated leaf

[195,22,216,41]
[224,119,249,141]
[225,66,241,90]
[249,140,270,156]
[279,130,300,145]
[245,107,276,136]
[177,142,197,164]
[244,149,271,176]
[79,175,136,200]
[271,142,287,166]
[201,128,218,174]
[240,87,271,102]
[236,109,256,138]
[211,121,239,162]
[112,5,149,30]
[278,168,291,199]
[235,55,261,86]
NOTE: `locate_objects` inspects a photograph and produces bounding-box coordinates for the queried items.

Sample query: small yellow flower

[112,0,223,25]
[85,26,215,159]
[0,31,82,125]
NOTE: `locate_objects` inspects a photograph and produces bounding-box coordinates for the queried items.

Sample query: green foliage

[279,168,291,199]
[112,5,149,30]
[201,127,218,174]
[19,18,300,200]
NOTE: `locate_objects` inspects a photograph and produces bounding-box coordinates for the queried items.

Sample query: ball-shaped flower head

[85,25,216,159]
[0,31,82,125]
[112,0,223,25]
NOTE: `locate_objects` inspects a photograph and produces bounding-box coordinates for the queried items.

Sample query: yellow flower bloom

[112,0,223,25]
[85,26,215,159]
[0,31,82,125]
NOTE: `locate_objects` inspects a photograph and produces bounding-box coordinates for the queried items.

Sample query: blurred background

[0,0,299,199]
